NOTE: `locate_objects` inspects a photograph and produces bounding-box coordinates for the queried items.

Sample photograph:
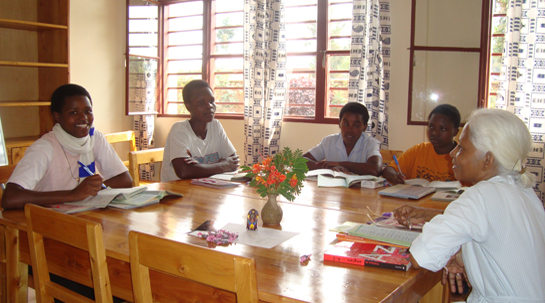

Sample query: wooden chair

[129,148,164,187]
[25,204,113,303]
[129,230,259,303]
[380,149,403,166]
[104,130,136,167]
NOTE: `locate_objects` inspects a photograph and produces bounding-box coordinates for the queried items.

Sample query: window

[284,0,351,122]
[126,0,358,122]
[407,0,491,124]
[164,0,244,116]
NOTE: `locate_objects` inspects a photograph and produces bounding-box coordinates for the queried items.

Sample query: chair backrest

[129,230,259,303]
[104,130,136,167]
[25,204,113,303]
[129,147,164,187]
[380,149,403,166]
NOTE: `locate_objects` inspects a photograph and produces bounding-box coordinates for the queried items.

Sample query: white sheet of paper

[221,223,299,249]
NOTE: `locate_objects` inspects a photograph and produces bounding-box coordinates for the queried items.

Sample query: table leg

[419,280,449,303]
[5,227,27,303]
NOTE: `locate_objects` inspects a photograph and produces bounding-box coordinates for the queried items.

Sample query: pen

[393,155,403,175]
[77,161,107,189]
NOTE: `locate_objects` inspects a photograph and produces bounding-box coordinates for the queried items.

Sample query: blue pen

[393,155,403,175]
[77,161,107,189]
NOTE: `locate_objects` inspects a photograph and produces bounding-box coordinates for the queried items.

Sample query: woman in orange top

[382,104,460,185]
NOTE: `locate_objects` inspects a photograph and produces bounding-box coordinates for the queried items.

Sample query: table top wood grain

[0,180,447,303]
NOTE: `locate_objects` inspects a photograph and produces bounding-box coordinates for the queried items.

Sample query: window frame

[406,0,492,126]
[126,0,352,124]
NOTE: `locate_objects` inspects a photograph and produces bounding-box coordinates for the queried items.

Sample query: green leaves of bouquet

[241,147,309,202]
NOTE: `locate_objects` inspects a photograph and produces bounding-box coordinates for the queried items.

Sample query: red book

[323,241,412,271]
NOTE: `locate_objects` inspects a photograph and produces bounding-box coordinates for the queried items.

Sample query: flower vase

[261,194,283,226]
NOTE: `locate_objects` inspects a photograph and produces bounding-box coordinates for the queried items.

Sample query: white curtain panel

[243,0,287,165]
[348,0,391,150]
[496,0,545,201]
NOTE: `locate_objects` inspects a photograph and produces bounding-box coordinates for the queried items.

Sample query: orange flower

[289,175,298,187]
[252,164,261,173]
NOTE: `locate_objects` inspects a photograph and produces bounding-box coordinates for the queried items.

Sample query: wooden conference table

[0,180,451,303]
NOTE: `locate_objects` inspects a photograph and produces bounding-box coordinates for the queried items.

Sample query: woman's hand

[220,155,240,172]
[442,249,471,294]
[393,171,406,184]
[71,174,103,201]
[393,205,442,228]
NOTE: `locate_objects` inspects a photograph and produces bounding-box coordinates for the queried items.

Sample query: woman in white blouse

[395,108,545,303]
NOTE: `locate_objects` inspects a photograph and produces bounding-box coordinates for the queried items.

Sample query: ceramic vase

[261,194,283,225]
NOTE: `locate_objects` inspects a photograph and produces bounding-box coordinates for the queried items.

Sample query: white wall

[70,0,133,134]
[72,1,427,158]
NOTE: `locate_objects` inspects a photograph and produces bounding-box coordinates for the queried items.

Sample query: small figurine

[247,209,259,230]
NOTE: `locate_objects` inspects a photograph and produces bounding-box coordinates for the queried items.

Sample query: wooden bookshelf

[0,0,69,164]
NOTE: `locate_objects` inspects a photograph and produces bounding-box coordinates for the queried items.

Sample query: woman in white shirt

[396,109,545,303]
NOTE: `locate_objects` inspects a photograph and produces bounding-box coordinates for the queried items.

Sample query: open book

[45,186,148,214]
[378,184,435,199]
[347,223,421,248]
[109,190,183,209]
[191,178,240,189]
[405,179,461,190]
[308,169,381,187]
[209,171,250,181]
[431,188,466,202]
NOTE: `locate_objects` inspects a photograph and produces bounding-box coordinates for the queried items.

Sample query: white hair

[467,108,535,188]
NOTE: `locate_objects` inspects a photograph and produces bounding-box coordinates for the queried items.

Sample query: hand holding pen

[77,161,107,189]
[393,155,407,184]
[70,174,104,200]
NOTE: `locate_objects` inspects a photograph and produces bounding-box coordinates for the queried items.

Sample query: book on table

[209,171,250,181]
[191,178,241,189]
[378,184,435,199]
[108,190,183,210]
[45,186,182,213]
[335,233,409,249]
[307,169,383,187]
[347,223,421,247]
[430,188,466,202]
[324,241,412,271]
[405,179,462,191]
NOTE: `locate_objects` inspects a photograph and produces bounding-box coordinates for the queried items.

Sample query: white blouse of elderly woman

[395,109,545,303]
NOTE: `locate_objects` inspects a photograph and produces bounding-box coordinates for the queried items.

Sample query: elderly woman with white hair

[394,108,545,302]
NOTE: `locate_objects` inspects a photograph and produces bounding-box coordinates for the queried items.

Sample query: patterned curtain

[131,61,157,182]
[348,0,391,150]
[133,115,157,182]
[243,0,287,165]
[495,0,545,201]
